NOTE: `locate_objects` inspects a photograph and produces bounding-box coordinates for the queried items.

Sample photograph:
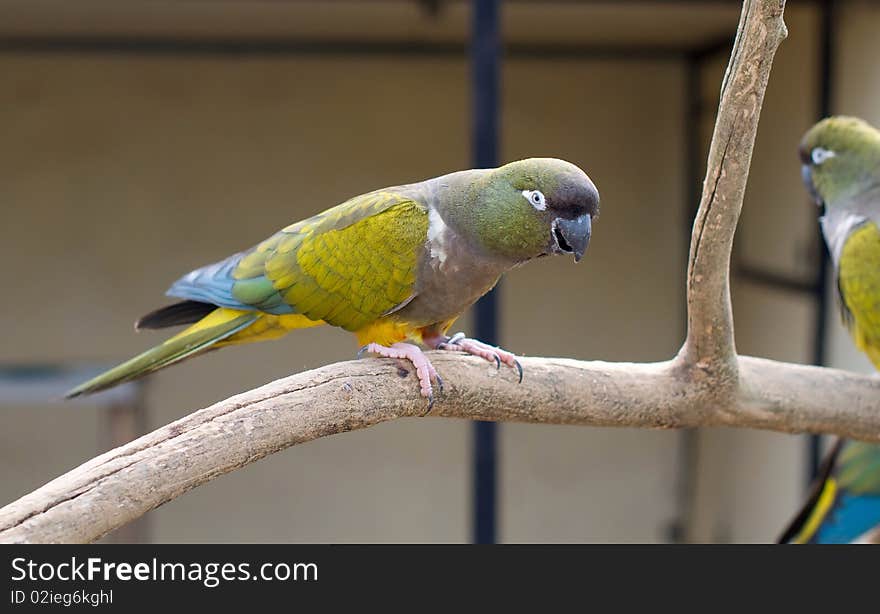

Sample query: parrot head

[800,116,880,209]
[457,157,599,263]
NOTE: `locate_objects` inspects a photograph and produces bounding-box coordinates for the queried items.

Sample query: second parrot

[780,116,880,543]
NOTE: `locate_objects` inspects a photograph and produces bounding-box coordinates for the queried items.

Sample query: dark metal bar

[690,36,734,61]
[735,264,821,295]
[163,0,854,6]
[684,54,705,231]
[0,36,688,60]
[471,0,500,545]
[507,42,684,61]
[666,52,705,543]
[807,0,836,484]
[0,37,462,57]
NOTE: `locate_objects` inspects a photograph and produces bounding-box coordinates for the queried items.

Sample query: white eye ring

[811,147,836,165]
[522,189,546,210]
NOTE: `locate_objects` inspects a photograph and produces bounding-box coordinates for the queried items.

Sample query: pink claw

[429,333,523,383]
[360,342,441,412]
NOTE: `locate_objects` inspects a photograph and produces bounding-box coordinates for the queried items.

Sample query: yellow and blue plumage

[780,116,880,543]
[66,158,599,406]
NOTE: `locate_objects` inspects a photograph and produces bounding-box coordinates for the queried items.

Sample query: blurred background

[0,0,877,543]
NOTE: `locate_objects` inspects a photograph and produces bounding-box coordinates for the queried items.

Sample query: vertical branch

[684,0,788,371]
[0,0,820,545]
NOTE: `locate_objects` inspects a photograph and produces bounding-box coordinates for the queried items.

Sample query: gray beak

[801,164,822,207]
[554,214,591,262]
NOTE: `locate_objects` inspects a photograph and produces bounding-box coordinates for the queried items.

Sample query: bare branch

[1,0,838,544]
[685,0,787,369]
[0,353,878,544]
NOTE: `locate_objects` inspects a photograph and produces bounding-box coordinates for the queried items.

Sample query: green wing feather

[837,441,880,494]
[232,191,429,330]
[65,310,259,398]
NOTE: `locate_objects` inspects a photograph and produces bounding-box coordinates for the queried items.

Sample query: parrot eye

[522,189,546,210]
[811,147,836,165]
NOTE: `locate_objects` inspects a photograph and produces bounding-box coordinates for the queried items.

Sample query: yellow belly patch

[212,308,457,350]
[216,311,325,346]
[354,319,416,347]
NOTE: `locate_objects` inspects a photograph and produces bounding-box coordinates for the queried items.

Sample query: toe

[448,332,466,345]
[437,342,466,352]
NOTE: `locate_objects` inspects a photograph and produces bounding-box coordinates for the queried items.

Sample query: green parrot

[66,158,599,407]
[779,116,880,543]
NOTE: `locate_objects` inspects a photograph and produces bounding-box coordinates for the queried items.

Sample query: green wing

[837,220,880,364]
[836,441,880,495]
[232,191,429,331]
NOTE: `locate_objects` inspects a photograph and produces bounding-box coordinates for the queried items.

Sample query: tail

[64,307,260,398]
[777,438,880,543]
[777,438,845,544]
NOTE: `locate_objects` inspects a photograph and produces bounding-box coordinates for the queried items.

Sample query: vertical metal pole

[471,0,500,544]
[668,53,705,543]
[807,0,835,483]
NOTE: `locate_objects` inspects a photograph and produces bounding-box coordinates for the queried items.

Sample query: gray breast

[390,203,510,328]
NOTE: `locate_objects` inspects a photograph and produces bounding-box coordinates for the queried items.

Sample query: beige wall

[3,1,875,543]
[0,1,739,48]
[0,51,687,542]
[500,58,687,541]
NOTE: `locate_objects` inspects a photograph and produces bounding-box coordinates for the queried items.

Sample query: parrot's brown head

[800,116,880,209]
[458,157,599,263]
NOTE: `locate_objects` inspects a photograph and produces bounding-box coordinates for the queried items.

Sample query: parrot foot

[430,333,523,383]
[358,342,441,414]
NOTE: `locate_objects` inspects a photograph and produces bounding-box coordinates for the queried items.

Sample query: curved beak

[801,164,822,207]
[554,214,591,262]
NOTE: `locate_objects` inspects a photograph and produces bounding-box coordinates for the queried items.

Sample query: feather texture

[779,441,880,543]
[135,300,217,330]
[65,309,259,398]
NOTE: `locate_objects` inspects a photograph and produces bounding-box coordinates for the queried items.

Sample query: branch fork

[5,1,874,545]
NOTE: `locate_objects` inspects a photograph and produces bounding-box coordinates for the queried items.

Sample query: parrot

[65,157,600,408]
[778,116,880,543]
[779,439,880,543]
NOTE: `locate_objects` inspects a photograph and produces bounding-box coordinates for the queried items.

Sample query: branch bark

[684,0,787,373]
[1,353,879,544]
[4,0,863,544]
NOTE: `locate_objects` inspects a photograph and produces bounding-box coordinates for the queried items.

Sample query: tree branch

[684,0,787,371]
[4,0,855,544]
[1,353,879,544]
